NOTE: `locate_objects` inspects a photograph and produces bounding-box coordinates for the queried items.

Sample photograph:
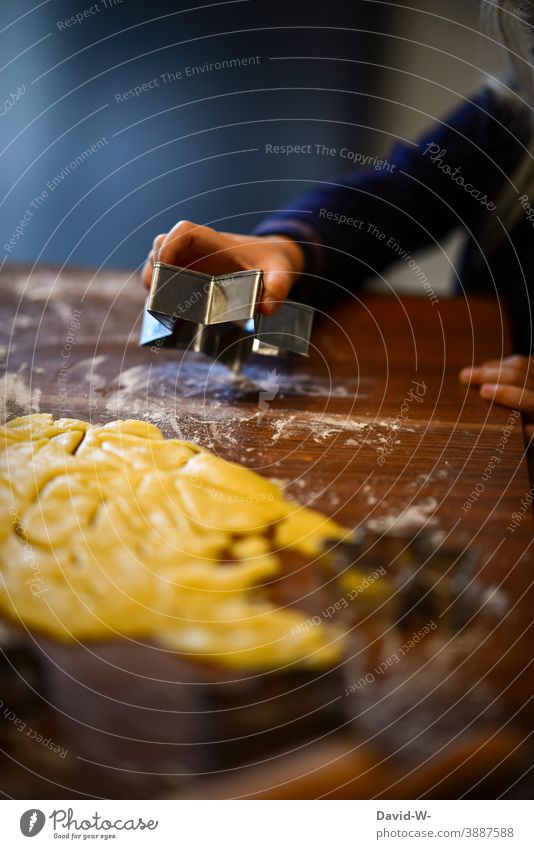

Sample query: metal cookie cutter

[321,530,478,631]
[139,262,315,371]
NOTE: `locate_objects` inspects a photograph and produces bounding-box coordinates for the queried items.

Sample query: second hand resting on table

[460,357,534,441]
[142,220,534,441]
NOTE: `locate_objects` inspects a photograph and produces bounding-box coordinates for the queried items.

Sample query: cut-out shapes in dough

[0,414,348,669]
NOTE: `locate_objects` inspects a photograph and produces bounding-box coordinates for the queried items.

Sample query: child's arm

[142,87,527,313]
[251,85,528,308]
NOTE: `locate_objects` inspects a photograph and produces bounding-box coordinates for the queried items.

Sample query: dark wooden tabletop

[1,262,533,799]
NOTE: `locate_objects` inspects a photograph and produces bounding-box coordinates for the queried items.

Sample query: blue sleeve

[252,86,529,305]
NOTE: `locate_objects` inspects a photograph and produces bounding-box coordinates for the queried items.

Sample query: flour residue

[69,355,108,390]
[1,366,42,420]
[13,315,36,329]
[366,497,438,533]
[102,362,414,456]
[266,412,418,463]
[109,359,365,401]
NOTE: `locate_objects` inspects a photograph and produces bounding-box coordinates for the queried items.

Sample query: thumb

[261,260,297,315]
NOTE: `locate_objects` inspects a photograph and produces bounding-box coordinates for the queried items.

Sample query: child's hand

[459,355,534,441]
[141,221,304,315]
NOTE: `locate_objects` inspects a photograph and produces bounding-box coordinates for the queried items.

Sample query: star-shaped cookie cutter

[139,262,315,371]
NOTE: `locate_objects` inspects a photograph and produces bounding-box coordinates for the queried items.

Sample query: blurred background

[0,0,496,294]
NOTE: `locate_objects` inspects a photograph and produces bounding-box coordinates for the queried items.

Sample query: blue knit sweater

[253,86,533,353]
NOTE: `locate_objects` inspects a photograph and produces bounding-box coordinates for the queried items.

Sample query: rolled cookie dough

[0,414,348,669]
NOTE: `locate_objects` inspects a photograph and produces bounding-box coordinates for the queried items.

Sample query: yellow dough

[0,414,348,669]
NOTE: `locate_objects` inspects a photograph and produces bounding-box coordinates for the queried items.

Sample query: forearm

[252,168,451,307]
[252,85,529,307]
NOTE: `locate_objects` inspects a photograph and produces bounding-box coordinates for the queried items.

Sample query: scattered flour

[361,483,379,507]
[270,415,297,443]
[111,360,365,402]
[13,315,35,329]
[71,355,108,372]
[51,300,76,323]
[69,355,108,390]
[102,363,416,459]
[480,585,509,617]
[366,498,438,533]
[21,285,56,301]
[1,366,42,420]
[103,364,257,445]
[260,411,403,446]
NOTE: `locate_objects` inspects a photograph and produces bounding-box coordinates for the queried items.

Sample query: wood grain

[0,263,532,799]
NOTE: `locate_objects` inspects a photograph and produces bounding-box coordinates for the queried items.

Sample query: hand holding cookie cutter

[139,262,315,371]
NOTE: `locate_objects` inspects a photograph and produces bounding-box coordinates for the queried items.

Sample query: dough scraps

[0,414,348,669]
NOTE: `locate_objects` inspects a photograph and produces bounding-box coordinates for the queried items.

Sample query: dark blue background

[0,0,392,271]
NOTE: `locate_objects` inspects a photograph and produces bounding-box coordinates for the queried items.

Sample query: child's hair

[478,1,534,249]
[487,0,534,105]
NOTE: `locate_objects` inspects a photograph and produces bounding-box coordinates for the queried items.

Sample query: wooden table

[0,263,533,799]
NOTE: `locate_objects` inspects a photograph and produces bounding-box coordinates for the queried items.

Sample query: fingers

[460,355,532,381]
[495,355,532,370]
[260,237,305,315]
[261,268,295,315]
[142,260,152,288]
[459,356,534,418]
[471,355,529,368]
[140,227,305,313]
[459,355,534,422]
[141,222,233,288]
[459,365,531,387]
[142,233,166,288]
[152,233,166,252]
[158,220,234,269]
[479,383,534,417]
